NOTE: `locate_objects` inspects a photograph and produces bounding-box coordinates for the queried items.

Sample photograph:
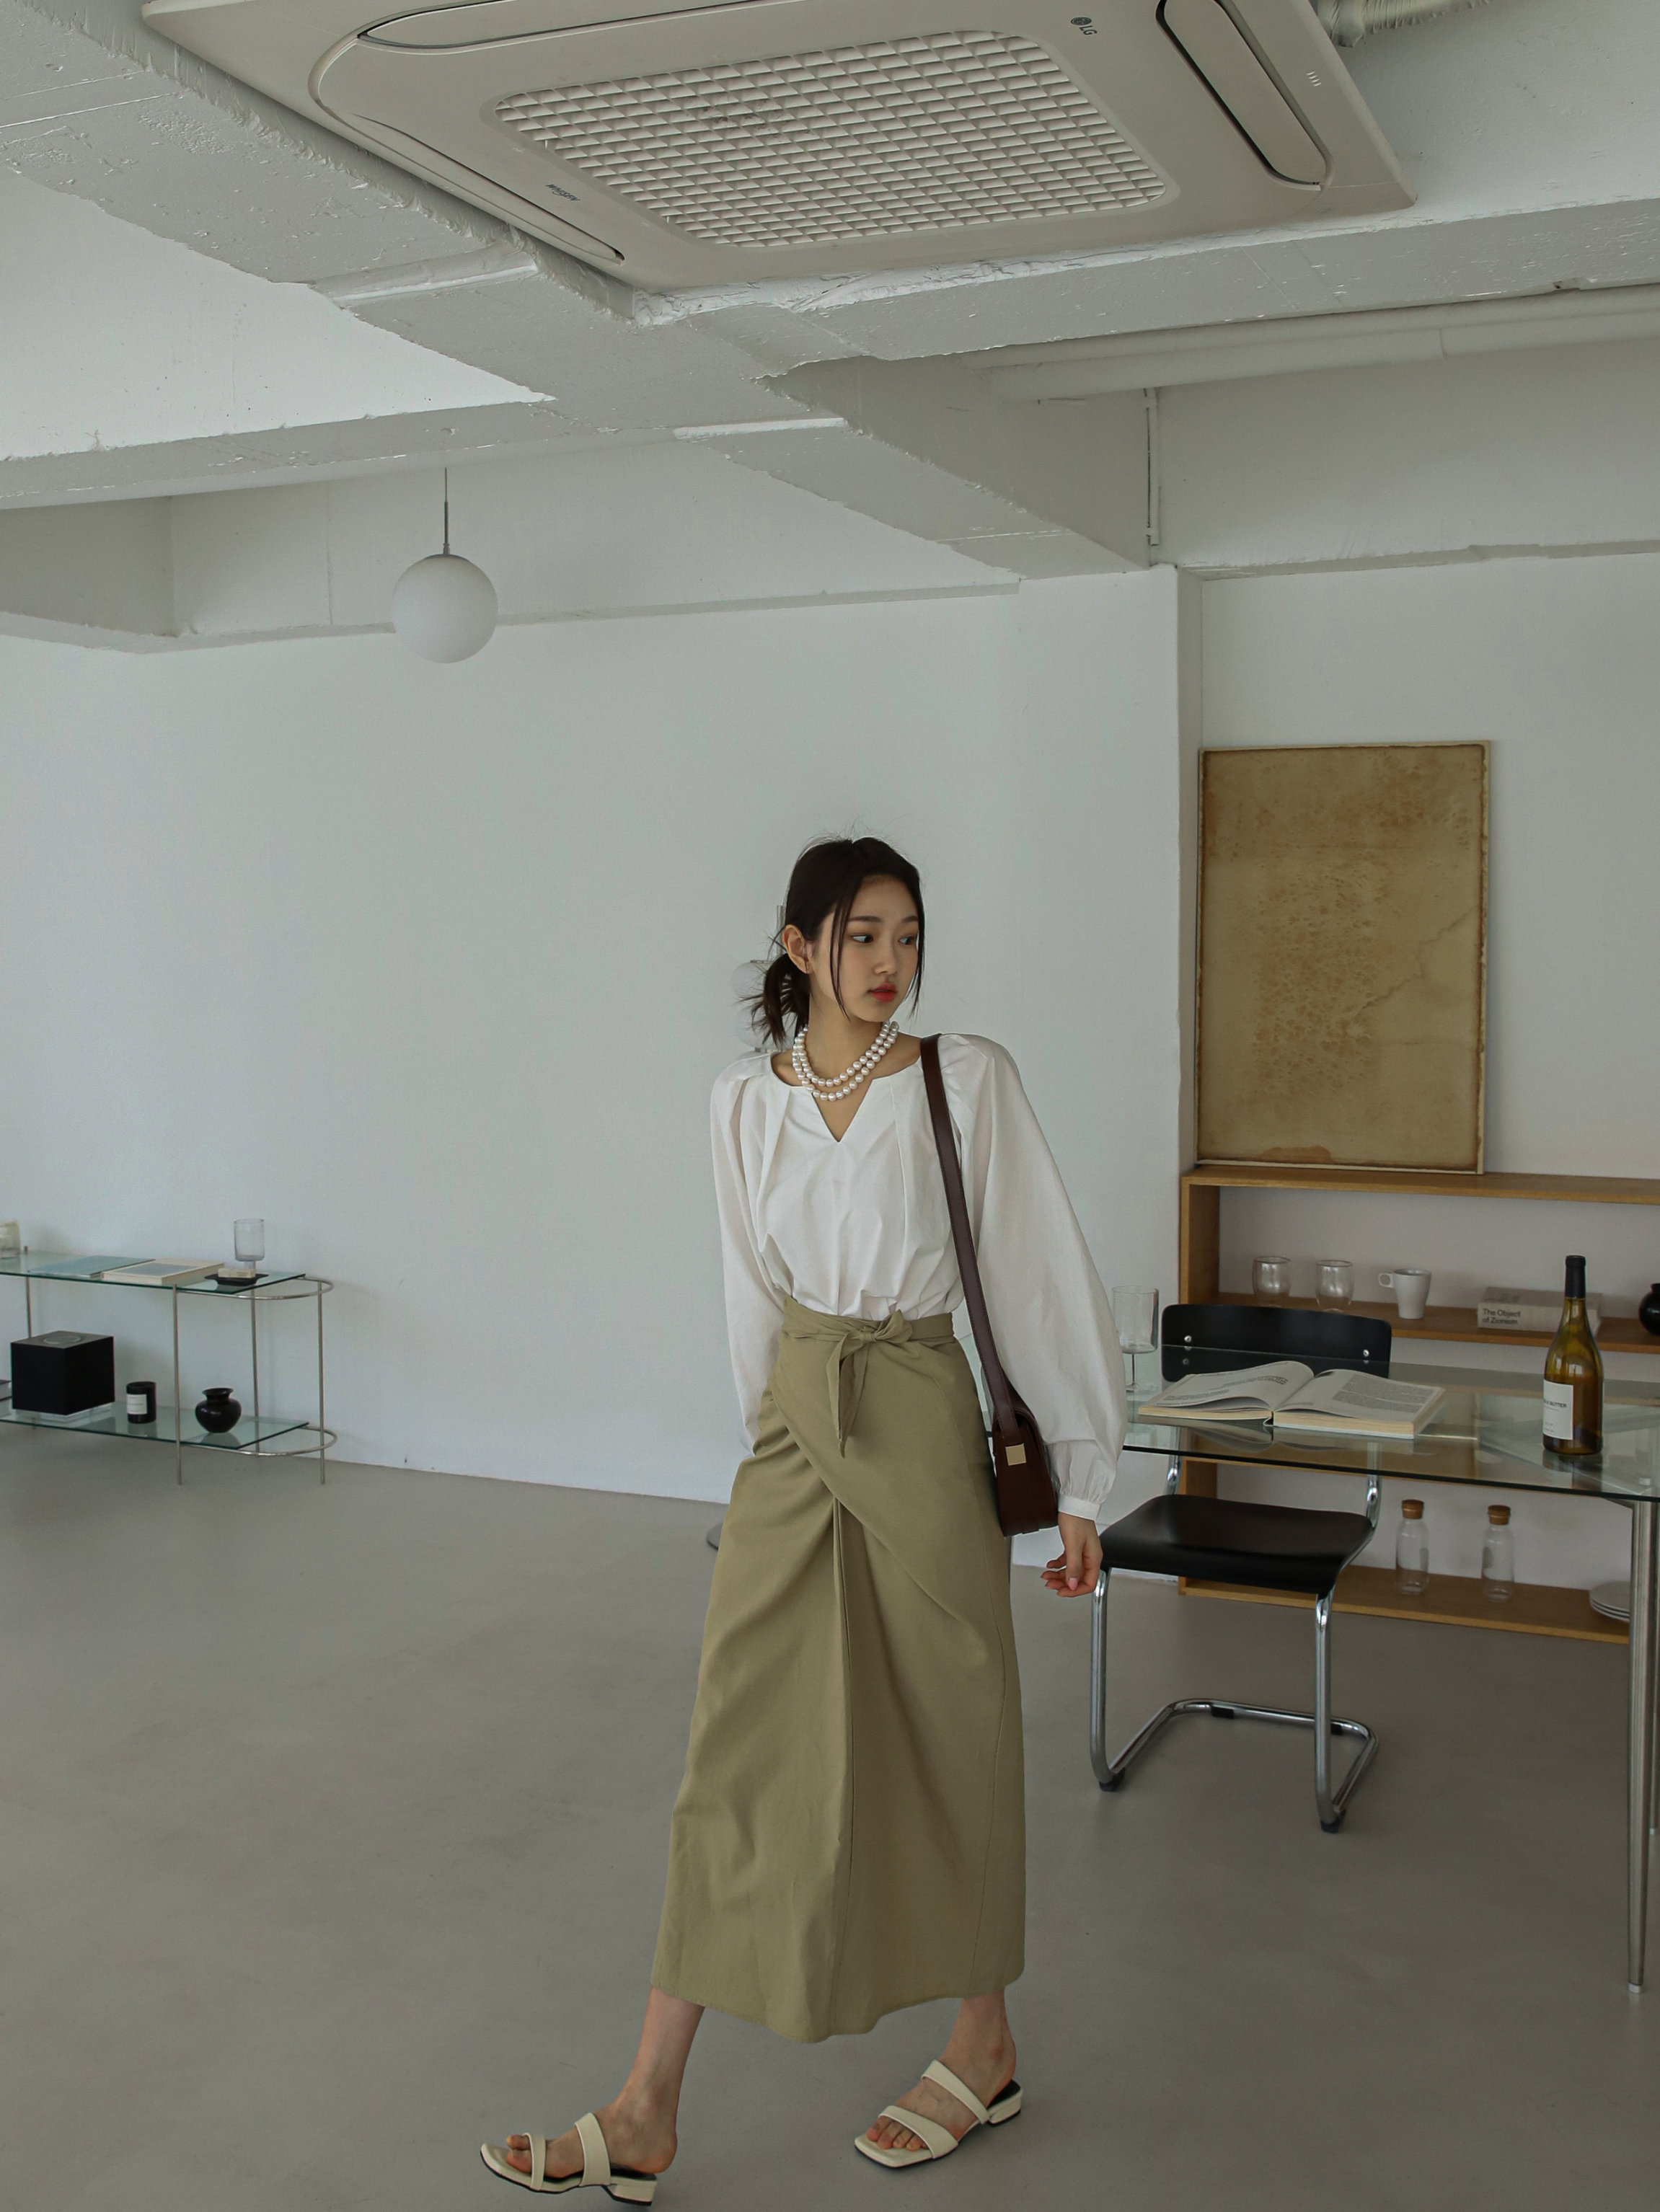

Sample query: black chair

[1091,1303,1390,1831]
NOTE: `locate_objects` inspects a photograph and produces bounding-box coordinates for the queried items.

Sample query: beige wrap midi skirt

[651,1298,1025,2043]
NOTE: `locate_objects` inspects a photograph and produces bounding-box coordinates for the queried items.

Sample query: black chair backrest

[1160,1302,1391,1379]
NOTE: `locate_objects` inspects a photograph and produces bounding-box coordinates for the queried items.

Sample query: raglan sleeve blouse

[710,1036,1126,1524]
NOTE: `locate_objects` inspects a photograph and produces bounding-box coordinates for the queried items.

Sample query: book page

[1284,1369,1445,1418]
[1141,1361,1313,1416]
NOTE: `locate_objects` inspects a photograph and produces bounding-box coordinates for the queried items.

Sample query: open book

[1139,1361,1446,1440]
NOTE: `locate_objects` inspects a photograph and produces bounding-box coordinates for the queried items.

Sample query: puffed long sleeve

[940,1037,1127,1521]
[711,1061,785,1446]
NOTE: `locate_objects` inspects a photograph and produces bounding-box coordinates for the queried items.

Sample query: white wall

[0,572,1185,1521]
[1199,553,1660,1587]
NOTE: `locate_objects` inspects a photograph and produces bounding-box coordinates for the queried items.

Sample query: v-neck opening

[773,1056,922,1145]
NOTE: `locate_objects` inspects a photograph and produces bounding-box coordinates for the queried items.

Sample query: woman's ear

[781,923,811,974]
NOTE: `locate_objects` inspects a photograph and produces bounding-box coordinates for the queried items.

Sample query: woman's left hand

[1042,1510,1102,1597]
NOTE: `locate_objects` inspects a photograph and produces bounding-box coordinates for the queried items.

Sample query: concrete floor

[1,1433,1655,2212]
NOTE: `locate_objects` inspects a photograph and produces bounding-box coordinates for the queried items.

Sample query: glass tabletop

[0,1255,307,1295]
[1124,1360,1660,1502]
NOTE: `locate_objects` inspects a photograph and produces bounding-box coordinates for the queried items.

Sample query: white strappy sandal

[480,2115,658,2203]
[853,2058,1023,2169]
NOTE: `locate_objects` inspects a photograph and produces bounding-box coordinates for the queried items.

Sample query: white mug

[1379,1268,1431,1322]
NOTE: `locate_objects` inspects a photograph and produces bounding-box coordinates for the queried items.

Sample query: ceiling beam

[989,281,1660,399]
[713,357,1152,576]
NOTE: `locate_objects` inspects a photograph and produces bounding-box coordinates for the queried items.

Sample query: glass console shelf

[1126,1362,1660,1505]
[1129,1358,1660,1647]
[1,1249,332,1482]
[0,1255,307,1293]
[0,1402,309,1451]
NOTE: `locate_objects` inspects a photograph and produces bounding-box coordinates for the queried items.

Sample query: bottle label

[1542,1380,1575,1441]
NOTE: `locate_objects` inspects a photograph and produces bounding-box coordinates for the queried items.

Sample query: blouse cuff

[1048,1439,1115,1522]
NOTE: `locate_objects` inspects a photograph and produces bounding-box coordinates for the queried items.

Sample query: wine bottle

[1542,1254,1602,1456]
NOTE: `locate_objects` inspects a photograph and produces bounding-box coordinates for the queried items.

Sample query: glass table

[1,1252,332,1481]
[1119,1361,1660,1991]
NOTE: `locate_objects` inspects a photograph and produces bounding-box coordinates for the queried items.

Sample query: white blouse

[710,1033,1126,1521]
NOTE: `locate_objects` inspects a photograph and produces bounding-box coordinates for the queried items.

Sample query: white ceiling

[4,0,1660,642]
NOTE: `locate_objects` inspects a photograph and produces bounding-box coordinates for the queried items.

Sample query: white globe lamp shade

[392,552,498,663]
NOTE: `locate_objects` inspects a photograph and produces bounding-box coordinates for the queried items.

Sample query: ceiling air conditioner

[142,0,1411,291]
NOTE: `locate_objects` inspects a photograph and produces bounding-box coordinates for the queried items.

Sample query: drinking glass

[0,1221,19,1265]
[1315,1259,1354,1309]
[1112,1287,1160,1392]
[1252,1255,1292,1300]
[234,1218,265,1268]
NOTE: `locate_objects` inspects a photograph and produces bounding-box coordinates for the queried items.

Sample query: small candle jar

[125,1380,157,1424]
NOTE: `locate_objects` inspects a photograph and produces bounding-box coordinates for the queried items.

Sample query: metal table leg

[1089,1565,1113,1788]
[249,1290,260,1456]
[172,1287,182,1486]
[1628,1500,1657,1992]
[316,1280,327,1485]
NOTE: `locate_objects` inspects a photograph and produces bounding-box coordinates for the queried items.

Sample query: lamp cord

[443,468,450,557]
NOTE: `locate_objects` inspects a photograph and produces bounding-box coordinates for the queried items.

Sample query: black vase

[1640,1286,1660,1339]
[195,1386,242,1433]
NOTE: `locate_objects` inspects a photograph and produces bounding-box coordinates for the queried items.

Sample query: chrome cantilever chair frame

[1090,1452,1383,1832]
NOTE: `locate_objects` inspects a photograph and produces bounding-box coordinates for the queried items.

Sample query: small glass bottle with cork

[1482,1505,1516,1603]
[1395,1499,1429,1594]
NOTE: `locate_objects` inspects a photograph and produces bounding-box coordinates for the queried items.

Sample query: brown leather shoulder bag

[919,1035,1058,1537]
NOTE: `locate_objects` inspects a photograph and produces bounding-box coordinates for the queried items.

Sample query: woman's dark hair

[749,836,925,1048]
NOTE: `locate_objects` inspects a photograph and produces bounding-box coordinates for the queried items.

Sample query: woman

[483,836,1126,2198]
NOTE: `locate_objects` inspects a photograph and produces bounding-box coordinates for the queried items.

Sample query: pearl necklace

[792,1019,900,1102]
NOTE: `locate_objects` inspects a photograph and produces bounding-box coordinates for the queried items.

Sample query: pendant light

[392,470,498,662]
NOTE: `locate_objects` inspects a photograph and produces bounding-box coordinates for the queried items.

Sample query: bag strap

[919,1035,1017,1435]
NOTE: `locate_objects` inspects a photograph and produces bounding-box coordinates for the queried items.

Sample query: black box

[10,1331,115,1416]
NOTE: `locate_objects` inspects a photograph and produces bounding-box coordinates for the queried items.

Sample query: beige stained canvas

[1197,743,1488,1171]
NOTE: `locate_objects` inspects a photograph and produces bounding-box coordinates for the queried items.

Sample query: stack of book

[96,1260,218,1287]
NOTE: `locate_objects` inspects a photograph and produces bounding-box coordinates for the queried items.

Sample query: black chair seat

[1100,1493,1374,1598]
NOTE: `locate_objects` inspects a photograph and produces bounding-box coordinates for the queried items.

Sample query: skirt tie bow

[829,1309,915,1451]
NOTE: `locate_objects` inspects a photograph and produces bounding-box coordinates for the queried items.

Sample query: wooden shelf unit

[1186,1566,1626,1644]
[1180,1164,1660,1355]
[1175,1162,1660,1637]
[1183,1164,1660,1205]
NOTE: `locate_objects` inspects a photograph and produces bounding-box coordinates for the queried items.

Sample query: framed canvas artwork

[1196,741,1488,1172]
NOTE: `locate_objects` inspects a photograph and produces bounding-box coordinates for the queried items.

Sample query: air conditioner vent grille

[495,30,1166,249]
